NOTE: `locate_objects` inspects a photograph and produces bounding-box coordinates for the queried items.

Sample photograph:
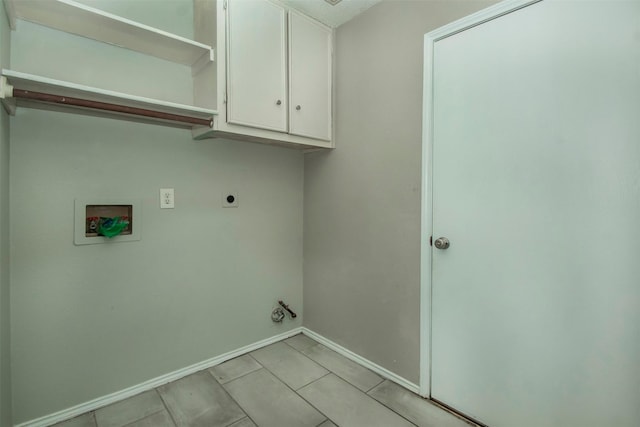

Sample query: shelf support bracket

[0,76,16,115]
[192,48,215,77]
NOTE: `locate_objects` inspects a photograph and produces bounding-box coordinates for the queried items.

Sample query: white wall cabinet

[194,0,333,149]
[227,0,287,132]
[289,11,332,141]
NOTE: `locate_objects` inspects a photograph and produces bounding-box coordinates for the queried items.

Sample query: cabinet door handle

[296,105,301,111]
[276,100,282,106]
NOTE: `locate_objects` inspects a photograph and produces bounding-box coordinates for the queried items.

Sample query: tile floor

[53,334,474,427]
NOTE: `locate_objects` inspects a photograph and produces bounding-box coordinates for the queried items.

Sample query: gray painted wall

[1,2,12,425]
[9,2,303,423]
[304,0,497,385]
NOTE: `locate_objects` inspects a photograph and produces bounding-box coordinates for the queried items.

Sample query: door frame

[419,0,541,397]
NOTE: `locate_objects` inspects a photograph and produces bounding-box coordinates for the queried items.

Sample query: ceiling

[280,0,383,28]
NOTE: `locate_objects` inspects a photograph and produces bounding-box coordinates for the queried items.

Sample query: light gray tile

[368,381,472,427]
[284,333,320,352]
[302,343,384,392]
[227,418,257,427]
[210,354,262,384]
[298,374,414,427]
[95,390,165,427]
[123,410,175,427]
[53,413,96,427]
[224,368,326,427]
[250,342,329,390]
[158,371,245,427]
[317,420,338,427]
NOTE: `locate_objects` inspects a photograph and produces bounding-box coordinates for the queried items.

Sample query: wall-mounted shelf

[1,69,217,133]
[3,0,214,73]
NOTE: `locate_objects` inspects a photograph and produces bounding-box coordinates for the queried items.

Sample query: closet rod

[11,88,214,127]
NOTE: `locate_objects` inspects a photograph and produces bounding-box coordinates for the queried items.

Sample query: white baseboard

[300,327,421,395]
[17,326,421,427]
[16,327,303,427]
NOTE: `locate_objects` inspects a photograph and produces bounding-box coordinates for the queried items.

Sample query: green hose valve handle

[98,217,130,238]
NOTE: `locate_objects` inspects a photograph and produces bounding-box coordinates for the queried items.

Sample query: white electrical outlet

[160,188,175,209]
[222,191,238,208]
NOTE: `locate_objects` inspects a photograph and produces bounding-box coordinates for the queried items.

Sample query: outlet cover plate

[222,192,238,208]
[160,188,175,209]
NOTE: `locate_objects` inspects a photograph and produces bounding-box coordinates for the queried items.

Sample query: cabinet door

[227,0,287,132]
[288,11,332,141]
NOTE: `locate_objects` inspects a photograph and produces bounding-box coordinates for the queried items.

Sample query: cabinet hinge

[223,0,227,10]
[429,236,433,246]
[224,92,227,104]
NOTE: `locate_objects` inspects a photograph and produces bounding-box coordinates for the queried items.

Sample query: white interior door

[227,0,287,131]
[429,1,640,426]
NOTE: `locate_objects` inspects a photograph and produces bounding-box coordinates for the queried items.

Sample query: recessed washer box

[74,199,141,245]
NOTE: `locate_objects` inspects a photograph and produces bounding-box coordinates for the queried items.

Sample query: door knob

[296,105,301,110]
[276,100,282,105]
[434,237,450,250]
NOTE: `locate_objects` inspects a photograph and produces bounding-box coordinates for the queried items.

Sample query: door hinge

[224,92,227,104]
[223,0,227,10]
[429,236,433,246]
